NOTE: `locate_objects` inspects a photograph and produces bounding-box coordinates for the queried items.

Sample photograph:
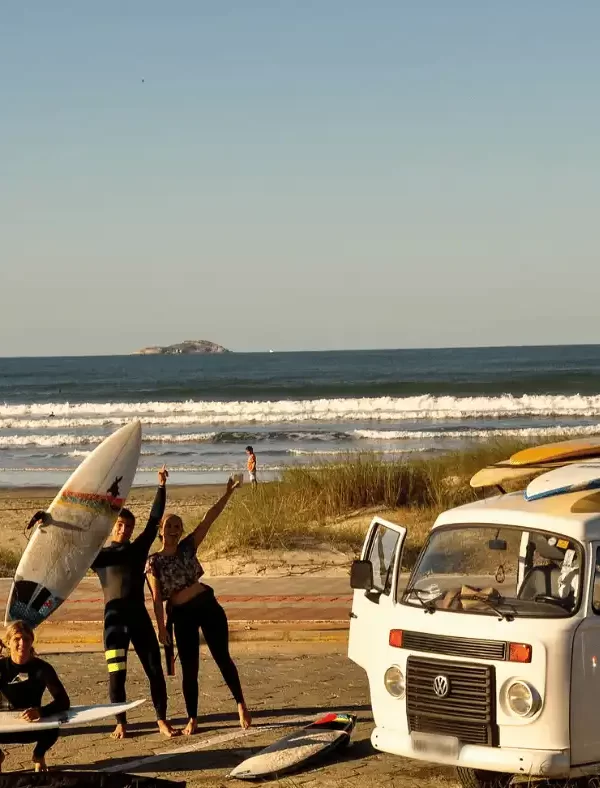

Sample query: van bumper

[371,728,570,777]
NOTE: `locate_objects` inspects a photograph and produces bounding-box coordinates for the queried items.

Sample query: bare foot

[111,723,127,740]
[33,757,47,773]
[157,719,181,738]
[183,718,198,736]
[0,750,5,773]
[238,703,252,730]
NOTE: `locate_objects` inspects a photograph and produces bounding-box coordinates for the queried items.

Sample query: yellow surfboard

[470,463,563,489]
[509,438,600,467]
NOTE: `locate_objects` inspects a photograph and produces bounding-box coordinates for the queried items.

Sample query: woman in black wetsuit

[0,620,70,773]
[146,477,251,736]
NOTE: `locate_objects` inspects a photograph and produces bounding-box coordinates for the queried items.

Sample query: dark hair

[246,446,254,453]
[118,508,135,525]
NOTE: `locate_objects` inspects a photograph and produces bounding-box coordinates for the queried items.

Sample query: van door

[571,542,600,765]
[348,516,406,670]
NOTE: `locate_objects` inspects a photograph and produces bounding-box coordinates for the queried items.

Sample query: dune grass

[201,438,532,555]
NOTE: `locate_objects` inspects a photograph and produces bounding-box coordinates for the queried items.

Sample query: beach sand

[0,484,223,567]
[0,483,366,577]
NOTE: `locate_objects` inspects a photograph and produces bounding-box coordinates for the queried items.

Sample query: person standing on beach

[246,446,257,488]
[91,466,179,740]
[145,477,252,735]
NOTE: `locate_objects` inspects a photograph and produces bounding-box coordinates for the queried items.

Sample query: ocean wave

[0,463,285,474]
[352,425,600,440]
[3,422,600,450]
[0,430,348,449]
[3,394,600,424]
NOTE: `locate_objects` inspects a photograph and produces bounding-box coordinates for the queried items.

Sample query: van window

[402,524,583,618]
[367,525,400,596]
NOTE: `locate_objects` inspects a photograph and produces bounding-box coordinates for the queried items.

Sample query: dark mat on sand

[0,774,185,787]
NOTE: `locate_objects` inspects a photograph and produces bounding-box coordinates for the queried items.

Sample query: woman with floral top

[146,477,251,735]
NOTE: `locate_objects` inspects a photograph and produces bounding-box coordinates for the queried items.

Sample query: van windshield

[402,525,583,618]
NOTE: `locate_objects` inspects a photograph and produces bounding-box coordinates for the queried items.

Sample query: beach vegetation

[199,439,532,556]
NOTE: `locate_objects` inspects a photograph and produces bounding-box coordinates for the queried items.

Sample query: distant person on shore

[0,621,70,773]
[246,446,257,488]
[145,476,252,735]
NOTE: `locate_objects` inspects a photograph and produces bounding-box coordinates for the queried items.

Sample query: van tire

[456,768,512,788]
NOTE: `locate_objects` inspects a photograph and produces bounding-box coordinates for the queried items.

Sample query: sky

[1,2,599,356]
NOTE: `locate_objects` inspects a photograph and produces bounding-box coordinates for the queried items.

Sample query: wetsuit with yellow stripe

[92,485,167,724]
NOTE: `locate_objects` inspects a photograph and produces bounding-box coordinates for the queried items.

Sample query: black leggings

[0,728,59,759]
[104,600,167,723]
[171,587,245,719]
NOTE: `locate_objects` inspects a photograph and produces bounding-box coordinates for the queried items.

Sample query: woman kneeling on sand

[0,621,70,772]
[146,476,252,736]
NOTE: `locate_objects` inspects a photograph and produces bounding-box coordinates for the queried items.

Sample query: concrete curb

[32,620,350,652]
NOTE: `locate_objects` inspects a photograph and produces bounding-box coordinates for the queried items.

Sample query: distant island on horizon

[133,339,230,355]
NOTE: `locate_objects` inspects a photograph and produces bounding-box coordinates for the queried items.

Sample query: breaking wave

[2,423,600,450]
[3,393,600,425]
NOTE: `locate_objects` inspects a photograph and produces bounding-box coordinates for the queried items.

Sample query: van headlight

[506,680,540,717]
[384,665,405,699]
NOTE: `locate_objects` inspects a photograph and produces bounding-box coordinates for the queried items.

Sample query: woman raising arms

[145,477,251,736]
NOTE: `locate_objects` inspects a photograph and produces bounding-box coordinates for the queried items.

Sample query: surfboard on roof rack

[525,462,600,502]
[508,437,600,467]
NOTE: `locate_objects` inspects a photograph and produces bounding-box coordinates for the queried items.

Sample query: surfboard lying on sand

[229,712,356,780]
[6,421,142,628]
[525,462,600,501]
[509,437,600,467]
[0,699,144,733]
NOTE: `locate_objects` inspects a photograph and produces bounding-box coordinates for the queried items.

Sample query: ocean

[2,346,600,487]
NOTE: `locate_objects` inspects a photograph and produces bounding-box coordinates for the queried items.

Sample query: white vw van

[348,487,600,787]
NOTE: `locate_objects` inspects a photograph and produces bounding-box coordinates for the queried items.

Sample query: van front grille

[406,656,497,746]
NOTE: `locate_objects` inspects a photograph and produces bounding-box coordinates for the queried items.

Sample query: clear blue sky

[1,2,599,355]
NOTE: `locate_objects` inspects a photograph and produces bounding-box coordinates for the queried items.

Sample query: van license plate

[411,732,460,760]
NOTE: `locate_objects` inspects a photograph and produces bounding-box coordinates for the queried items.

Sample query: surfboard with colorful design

[5,421,142,628]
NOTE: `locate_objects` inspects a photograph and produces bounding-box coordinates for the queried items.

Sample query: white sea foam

[3,393,600,424]
[3,422,600,450]
[352,425,600,440]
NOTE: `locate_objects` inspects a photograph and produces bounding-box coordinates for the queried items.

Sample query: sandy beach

[0,482,363,577]
[0,484,225,566]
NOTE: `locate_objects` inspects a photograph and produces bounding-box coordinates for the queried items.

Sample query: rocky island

[134,340,230,355]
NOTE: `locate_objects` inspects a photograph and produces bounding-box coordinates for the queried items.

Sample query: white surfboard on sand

[525,462,600,501]
[5,421,142,628]
[0,699,145,733]
[229,712,356,780]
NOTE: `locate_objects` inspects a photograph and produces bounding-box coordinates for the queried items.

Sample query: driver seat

[518,564,561,601]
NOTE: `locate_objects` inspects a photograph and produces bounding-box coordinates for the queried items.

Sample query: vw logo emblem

[433,675,450,698]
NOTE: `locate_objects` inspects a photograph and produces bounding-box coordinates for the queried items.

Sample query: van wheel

[456,768,512,788]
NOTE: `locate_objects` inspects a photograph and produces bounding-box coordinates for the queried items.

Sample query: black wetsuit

[0,656,70,758]
[91,485,167,724]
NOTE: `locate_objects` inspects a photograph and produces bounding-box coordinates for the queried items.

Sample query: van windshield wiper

[455,592,514,622]
[403,586,438,613]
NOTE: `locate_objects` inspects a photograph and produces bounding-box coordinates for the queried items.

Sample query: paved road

[0,643,459,788]
[0,577,353,625]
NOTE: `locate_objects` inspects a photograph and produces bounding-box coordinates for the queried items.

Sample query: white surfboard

[525,462,600,501]
[6,421,142,628]
[229,713,356,780]
[0,699,144,733]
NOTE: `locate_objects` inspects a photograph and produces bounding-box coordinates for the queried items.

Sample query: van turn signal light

[509,642,532,663]
[389,630,403,648]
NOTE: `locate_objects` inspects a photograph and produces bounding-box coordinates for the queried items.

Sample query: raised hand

[159,465,169,487]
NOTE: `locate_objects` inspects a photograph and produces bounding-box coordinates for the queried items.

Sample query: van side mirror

[350,559,374,590]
